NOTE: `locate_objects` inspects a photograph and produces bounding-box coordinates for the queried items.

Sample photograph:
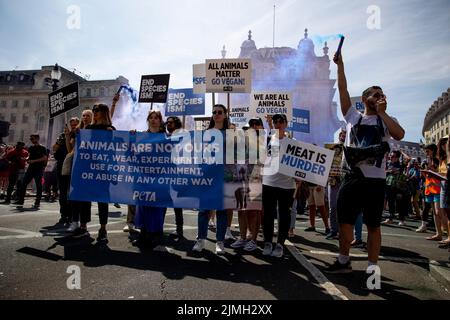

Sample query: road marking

[307,249,429,264]
[285,239,349,300]
[0,227,43,240]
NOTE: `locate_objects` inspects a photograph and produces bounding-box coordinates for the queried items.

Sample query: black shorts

[337,173,386,228]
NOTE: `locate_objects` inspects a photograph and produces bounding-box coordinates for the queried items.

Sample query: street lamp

[50,63,61,91]
[47,63,61,148]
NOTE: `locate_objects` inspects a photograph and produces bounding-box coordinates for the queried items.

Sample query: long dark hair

[437,137,448,163]
[207,104,229,130]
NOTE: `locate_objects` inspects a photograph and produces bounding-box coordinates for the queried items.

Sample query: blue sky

[1,0,449,142]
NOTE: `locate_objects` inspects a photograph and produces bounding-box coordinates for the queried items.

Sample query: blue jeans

[198,210,227,241]
[354,213,363,242]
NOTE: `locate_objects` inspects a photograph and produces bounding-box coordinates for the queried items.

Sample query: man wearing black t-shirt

[14,134,48,209]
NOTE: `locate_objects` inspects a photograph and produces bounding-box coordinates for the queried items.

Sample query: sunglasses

[212,110,224,115]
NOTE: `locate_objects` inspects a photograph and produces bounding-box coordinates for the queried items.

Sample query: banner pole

[182,115,186,128]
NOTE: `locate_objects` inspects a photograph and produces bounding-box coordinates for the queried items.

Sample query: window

[12,100,18,108]
[22,114,28,123]
[0,101,6,108]
[8,130,14,142]
[37,115,45,131]
[19,130,24,142]
[0,114,4,121]
[10,114,16,123]
[24,100,30,108]
[39,100,46,108]
[86,88,91,97]
[100,87,105,96]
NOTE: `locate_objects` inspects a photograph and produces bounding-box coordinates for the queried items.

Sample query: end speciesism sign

[138,74,170,103]
[48,82,79,119]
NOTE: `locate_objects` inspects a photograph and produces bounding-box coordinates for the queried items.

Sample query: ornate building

[0,65,128,147]
[219,29,343,145]
[422,88,450,144]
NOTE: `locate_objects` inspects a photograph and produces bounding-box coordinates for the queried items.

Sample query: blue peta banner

[165,88,205,116]
[69,130,224,210]
[289,108,310,133]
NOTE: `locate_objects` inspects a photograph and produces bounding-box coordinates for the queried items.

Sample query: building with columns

[218,29,343,145]
[422,88,450,144]
[0,65,128,147]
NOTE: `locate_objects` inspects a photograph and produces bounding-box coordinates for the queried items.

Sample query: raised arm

[333,54,352,117]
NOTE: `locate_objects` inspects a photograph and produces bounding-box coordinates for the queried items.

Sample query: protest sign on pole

[194,117,210,131]
[229,105,251,128]
[205,59,252,93]
[138,74,170,103]
[48,82,79,119]
[193,64,206,94]
[165,88,205,116]
[277,138,334,187]
[250,91,292,120]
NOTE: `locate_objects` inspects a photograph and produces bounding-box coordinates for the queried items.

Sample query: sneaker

[33,202,40,209]
[243,240,258,252]
[12,200,23,205]
[230,239,247,248]
[72,227,89,239]
[225,229,236,241]
[169,230,183,239]
[351,239,366,248]
[262,242,273,256]
[96,229,108,243]
[325,232,339,240]
[304,226,316,232]
[325,259,352,274]
[398,221,406,226]
[192,239,205,252]
[67,222,80,232]
[123,223,135,232]
[382,219,395,224]
[208,220,216,229]
[271,243,284,258]
[215,241,225,255]
[415,225,427,233]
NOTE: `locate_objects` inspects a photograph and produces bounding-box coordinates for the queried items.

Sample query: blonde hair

[79,109,93,129]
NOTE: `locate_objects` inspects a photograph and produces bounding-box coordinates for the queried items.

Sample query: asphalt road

[0,198,449,301]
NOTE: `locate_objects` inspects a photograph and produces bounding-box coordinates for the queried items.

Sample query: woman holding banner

[261,114,296,258]
[132,110,167,249]
[78,104,115,243]
[192,104,230,255]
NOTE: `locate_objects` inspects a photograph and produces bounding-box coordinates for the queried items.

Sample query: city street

[0,199,449,300]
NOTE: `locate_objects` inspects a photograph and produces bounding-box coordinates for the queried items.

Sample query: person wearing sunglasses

[192,104,231,255]
[261,113,296,258]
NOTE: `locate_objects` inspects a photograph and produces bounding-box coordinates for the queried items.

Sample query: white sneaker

[215,241,225,255]
[398,221,406,226]
[192,239,205,252]
[225,229,236,240]
[123,223,135,232]
[416,225,427,233]
[67,222,79,232]
[262,242,273,255]
[230,239,247,248]
[243,240,258,252]
[271,243,284,258]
